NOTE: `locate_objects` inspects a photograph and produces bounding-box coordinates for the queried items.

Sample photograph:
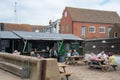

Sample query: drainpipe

[72,21,74,34]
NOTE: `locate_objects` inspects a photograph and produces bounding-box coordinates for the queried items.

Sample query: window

[81,26,86,37]
[64,11,67,17]
[0,23,4,31]
[99,27,105,33]
[89,26,95,33]
[108,26,112,38]
[67,25,70,32]
[61,26,65,32]
[114,32,117,38]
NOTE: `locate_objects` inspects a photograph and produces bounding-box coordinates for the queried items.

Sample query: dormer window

[64,11,67,17]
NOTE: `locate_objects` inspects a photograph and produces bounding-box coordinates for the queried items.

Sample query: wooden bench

[76,60,88,64]
[60,72,73,80]
[0,61,30,79]
[111,64,118,70]
[58,63,73,80]
[101,64,118,71]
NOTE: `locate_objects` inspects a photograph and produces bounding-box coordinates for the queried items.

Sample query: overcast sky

[0,0,120,25]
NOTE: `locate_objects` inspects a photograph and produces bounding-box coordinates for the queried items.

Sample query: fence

[85,38,120,54]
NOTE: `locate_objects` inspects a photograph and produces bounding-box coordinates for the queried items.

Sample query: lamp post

[102,40,106,51]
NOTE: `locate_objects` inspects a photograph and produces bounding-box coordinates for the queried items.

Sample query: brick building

[60,7,120,39]
[109,23,120,38]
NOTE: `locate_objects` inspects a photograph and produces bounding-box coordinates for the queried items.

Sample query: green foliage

[58,42,65,55]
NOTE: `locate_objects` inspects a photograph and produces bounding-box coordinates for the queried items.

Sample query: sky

[0,0,120,25]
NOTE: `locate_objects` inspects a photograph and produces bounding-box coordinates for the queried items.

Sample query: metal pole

[23,40,27,52]
[12,40,14,52]
[14,1,18,23]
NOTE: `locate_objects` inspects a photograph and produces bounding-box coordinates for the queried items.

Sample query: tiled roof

[114,23,120,28]
[1,23,48,32]
[66,7,120,24]
[4,23,32,31]
[30,25,48,31]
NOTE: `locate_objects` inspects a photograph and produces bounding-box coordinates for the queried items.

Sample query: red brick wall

[60,8,114,39]
[60,8,73,34]
[73,22,113,39]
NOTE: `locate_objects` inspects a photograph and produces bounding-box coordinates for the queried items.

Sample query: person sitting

[71,49,79,56]
[97,51,108,59]
[88,52,98,65]
[13,50,20,55]
[89,52,97,60]
[97,51,108,65]
[30,50,36,57]
[103,52,116,71]
[71,49,79,61]
[67,50,72,57]
[108,52,115,65]
[36,53,44,59]
[65,50,72,64]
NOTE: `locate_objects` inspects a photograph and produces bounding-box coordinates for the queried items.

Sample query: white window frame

[81,26,86,37]
[64,11,67,17]
[99,27,105,33]
[89,26,95,33]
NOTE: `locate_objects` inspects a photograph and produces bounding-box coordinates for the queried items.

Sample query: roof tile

[66,7,120,23]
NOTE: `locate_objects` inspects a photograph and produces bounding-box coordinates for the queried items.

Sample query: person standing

[49,47,58,58]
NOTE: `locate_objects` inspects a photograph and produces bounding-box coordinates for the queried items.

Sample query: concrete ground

[61,64,120,80]
[1,64,120,80]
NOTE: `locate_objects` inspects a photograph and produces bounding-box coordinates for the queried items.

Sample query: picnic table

[89,59,104,68]
[65,56,85,65]
[89,59,117,71]
[58,63,68,72]
[58,63,73,80]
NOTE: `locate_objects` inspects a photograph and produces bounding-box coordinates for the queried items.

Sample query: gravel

[61,64,120,80]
